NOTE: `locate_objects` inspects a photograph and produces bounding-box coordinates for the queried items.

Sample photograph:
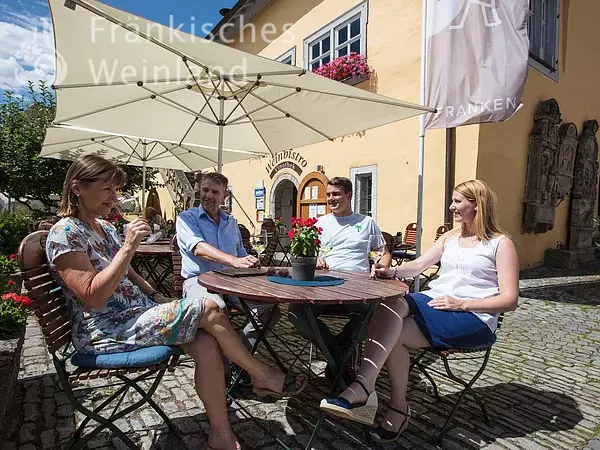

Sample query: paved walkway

[2,265,600,450]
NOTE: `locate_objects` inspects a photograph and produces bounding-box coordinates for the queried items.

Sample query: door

[274,180,298,230]
[297,172,330,220]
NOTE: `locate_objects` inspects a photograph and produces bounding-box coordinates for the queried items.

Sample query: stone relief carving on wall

[555,123,579,202]
[568,119,599,255]
[522,99,580,234]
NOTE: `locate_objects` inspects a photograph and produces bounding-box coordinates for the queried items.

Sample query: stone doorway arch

[270,174,299,230]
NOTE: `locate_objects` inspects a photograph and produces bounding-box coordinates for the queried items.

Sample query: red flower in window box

[312,53,372,83]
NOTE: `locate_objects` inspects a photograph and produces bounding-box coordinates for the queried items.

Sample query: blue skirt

[406,293,496,350]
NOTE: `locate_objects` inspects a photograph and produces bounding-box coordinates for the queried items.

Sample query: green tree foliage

[0,212,34,255]
[0,82,157,215]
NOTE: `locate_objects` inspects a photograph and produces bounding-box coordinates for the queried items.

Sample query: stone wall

[0,325,25,442]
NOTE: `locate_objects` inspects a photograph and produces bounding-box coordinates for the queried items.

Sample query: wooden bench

[19,231,181,449]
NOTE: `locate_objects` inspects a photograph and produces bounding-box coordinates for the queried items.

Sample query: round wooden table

[199,269,408,449]
[198,269,408,305]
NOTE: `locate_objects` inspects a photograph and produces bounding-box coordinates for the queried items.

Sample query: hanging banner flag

[425,0,530,129]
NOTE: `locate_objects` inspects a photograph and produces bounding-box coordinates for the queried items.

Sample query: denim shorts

[406,293,496,350]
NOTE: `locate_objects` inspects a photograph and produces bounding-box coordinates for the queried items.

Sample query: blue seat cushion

[71,346,183,369]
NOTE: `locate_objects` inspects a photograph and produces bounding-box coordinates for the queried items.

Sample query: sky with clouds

[0,0,237,96]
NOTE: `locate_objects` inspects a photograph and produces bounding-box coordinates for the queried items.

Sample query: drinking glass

[369,234,386,265]
[318,244,333,260]
[251,231,269,266]
[146,230,163,244]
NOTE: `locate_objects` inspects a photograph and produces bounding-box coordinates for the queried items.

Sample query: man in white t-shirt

[288,177,391,385]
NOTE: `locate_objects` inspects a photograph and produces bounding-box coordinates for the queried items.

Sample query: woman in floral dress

[47,155,304,450]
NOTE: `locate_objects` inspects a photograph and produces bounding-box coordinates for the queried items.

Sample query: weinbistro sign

[265,151,308,179]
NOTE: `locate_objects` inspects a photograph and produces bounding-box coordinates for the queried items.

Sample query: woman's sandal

[369,404,411,443]
[319,379,378,426]
[253,373,307,399]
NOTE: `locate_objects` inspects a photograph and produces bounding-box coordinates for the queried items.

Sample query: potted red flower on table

[288,217,322,281]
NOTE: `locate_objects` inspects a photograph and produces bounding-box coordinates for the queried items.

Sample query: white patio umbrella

[46,0,434,175]
[40,124,266,206]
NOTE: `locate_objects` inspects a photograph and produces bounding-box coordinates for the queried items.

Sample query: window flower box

[312,53,372,85]
[341,72,370,86]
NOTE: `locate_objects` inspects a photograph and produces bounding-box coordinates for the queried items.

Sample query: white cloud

[0,56,53,91]
[0,8,55,92]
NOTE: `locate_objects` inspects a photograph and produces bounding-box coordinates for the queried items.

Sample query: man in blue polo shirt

[176,172,280,365]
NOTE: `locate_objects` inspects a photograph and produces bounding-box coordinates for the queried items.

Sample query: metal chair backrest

[404,222,418,247]
[238,223,252,253]
[170,234,185,296]
[165,219,174,238]
[260,219,276,237]
[382,231,394,252]
[496,313,504,332]
[434,225,449,242]
[261,229,280,266]
[18,231,72,355]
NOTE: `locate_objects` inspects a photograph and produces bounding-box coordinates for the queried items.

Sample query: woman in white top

[320,180,519,443]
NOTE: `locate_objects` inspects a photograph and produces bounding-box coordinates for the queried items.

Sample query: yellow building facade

[210,0,600,268]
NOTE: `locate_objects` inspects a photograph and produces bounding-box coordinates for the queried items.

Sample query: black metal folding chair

[408,313,504,446]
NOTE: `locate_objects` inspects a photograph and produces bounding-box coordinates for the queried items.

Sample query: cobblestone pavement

[2,266,600,450]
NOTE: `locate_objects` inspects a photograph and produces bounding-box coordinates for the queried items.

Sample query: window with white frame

[527,0,560,80]
[276,47,296,66]
[350,165,377,218]
[304,2,367,71]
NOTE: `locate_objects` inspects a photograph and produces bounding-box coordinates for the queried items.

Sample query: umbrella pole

[414,0,429,293]
[142,141,147,219]
[217,79,225,173]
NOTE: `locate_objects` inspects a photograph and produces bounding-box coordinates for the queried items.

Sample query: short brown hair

[201,172,229,189]
[328,177,352,194]
[58,155,126,217]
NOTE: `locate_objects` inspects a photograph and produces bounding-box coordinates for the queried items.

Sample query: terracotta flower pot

[290,256,317,281]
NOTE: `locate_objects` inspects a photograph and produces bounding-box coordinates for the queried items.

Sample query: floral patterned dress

[46,217,204,354]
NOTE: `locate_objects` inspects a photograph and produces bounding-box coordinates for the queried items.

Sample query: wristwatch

[149,290,159,300]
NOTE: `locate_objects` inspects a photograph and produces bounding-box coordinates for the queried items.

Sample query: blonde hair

[452,179,506,241]
[58,155,126,217]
